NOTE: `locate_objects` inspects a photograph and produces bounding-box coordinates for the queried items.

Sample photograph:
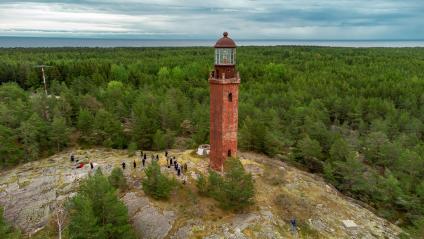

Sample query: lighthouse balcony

[209,71,240,84]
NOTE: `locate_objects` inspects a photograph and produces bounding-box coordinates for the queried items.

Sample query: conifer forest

[0,46,424,234]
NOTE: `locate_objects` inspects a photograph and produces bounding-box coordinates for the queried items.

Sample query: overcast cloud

[0,0,423,39]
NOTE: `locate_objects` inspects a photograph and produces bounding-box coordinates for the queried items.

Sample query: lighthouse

[209,32,240,171]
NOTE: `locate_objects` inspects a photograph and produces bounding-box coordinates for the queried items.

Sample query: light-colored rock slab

[342,219,358,228]
[123,192,176,239]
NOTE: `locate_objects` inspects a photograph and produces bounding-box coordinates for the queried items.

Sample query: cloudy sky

[0,0,423,40]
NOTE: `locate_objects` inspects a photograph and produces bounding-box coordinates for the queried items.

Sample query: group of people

[70,154,95,170]
[122,151,161,170]
[167,155,188,177]
[71,150,188,184]
[120,150,188,181]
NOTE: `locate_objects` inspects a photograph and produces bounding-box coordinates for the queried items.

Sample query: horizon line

[1,36,424,42]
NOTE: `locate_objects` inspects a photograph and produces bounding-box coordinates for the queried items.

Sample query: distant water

[1,37,424,48]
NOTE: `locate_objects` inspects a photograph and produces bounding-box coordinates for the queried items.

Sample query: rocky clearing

[0,148,403,238]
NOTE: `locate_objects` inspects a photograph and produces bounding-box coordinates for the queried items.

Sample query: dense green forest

[0,46,423,236]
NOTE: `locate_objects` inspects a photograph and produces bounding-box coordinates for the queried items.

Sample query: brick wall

[209,74,240,171]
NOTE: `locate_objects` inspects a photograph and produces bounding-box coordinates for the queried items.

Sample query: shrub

[218,158,255,211]
[127,142,137,156]
[207,170,223,198]
[0,206,20,239]
[142,160,176,199]
[197,158,255,211]
[195,173,208,196]
[108,167,128,191]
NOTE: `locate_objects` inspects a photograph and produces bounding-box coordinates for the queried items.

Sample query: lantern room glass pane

[215,48,235,65]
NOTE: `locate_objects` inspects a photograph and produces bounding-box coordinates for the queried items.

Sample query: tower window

[228,92,232,102]
[228,150,232,157]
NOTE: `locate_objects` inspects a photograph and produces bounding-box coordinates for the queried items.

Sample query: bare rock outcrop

[0,148,404,238]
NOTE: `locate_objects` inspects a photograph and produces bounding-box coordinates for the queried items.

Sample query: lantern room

[214,32,236,65]
[215,48,235,65]
[213,32,237,79]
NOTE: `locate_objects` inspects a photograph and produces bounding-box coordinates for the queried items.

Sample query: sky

[0,0,423,40]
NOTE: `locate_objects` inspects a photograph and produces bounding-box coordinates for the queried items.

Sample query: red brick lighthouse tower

[209,32,240,171]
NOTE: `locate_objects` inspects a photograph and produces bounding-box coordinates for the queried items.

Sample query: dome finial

[223,32,228,37]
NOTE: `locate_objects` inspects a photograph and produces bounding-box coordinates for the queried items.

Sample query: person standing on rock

[156,154,159,161]
[142,157,146,167]
[90,162,94,170]
[70,154,75,162]
[170,157,173,166]
[290,218,297,235]
[177,166,181,176]
[122,162,126,170]
[133,160,136,169]
[165,150,168,157]
[143,153,146,160]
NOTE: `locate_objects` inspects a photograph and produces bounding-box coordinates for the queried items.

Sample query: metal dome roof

[214,32,236,48]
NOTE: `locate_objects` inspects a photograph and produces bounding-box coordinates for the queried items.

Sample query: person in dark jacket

[90,162,94,169]
[122,162,126,170]
[290,218,297,234]
[133,160,136,169]
[70,154,75,162]
[142,158,146,167]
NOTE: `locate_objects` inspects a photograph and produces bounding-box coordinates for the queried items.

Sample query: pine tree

[0,126,23,167]
[77,108,94,134]
[68,170,135,239]
[142,160,176,199]
[204,158,255,211]
[298,136,323,160]
[127,142,137,156]
[220,158,255,211]
[93,109,124,148]
[152,129,166,150]
[49,116,70,152]
[329,137,352,162]
[108,167,128,191]
[68,196,101,239]
[77,108,95,144]
[19,114,45,161]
